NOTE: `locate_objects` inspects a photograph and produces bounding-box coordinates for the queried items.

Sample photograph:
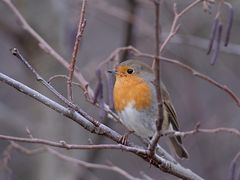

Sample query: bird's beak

[107,70,116,74]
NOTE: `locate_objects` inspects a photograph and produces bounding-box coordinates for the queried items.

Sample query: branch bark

[0,72,203,180]
[8,142,142,180]
[102,46,240,107]
[67,0,87,101]
[1,0,93,98]
[148,0,163,156]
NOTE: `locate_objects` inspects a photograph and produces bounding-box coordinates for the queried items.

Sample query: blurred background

[0,0,240,179]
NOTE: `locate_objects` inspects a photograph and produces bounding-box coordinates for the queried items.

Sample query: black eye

[127,68,134,74]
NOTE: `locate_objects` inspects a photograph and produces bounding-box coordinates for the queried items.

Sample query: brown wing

[161,83,189,158]
[161,83,182,143]
[164,100,182,144]
[164,100,179,130]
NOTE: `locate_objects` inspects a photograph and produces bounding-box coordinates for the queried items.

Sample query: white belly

[118,101,156,138]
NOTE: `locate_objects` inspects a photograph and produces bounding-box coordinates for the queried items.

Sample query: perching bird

[110,60,188,159]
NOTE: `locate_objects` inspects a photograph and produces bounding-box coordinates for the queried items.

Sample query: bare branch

[0,72,119,141]
[148,0,163,156]
[2,0,122,124]
[1,143,13,178]
[160,0,201,53]
[10,141,45,155]
[178,0,201,17]
[159,56,240,106]
[138,48,240,106]
[0,134,134,151]
[48,74,86,89]
[1,0,127,128]
[161,124,240,139]
[10,48,101,127]
[47,147,141,180]
[0,72,203,179]
[8,142,141,180]
[1,0,93,98]
[48,74,68,83]
[101,46,240,107]
[67,0,87,101]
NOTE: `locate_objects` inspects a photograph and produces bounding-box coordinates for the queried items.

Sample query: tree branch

[10,48,101,127]
[148,0,163,156]
[1,0,93,98]
[0,134,138,151]
[8,142,142,180]
[102,46,240,107]
[0,72,203,179]
[160,0,201,53]
[162,125,240,139]
[67,0,87,101]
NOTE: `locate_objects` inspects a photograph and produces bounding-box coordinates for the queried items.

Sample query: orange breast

[113,75,152,112]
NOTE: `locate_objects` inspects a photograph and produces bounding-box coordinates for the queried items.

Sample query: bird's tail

[170,136,189,159]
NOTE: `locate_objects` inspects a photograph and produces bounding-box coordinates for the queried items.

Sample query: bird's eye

[127,68,134,74]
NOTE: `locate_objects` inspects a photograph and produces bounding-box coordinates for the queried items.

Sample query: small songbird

[110,60,188,159]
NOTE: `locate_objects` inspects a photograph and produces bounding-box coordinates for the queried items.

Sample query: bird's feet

[119,130,134,145]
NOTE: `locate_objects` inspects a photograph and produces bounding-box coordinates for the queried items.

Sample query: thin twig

[97,46,134,69]
[10,141,45,155]
[8,142,141,180]
[2,0,121,125]
[1,143,13,178]
[47,147,142,180]
[48,74,83,88]
[48,74,68,83]
[161,124,240,138]
[160,56,240,106]
[0,72,203,180]
[130,46,240,106]
[160,0,201,53]
[1,0,92,98]
[67,0,87,101]
[91,1,239,56]
[1,0,126,127]
[148,0,163,156]
[0,133,145,151]
[10,48,101,127]
[99,45,240,106]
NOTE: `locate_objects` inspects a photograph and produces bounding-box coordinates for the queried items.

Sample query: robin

[109,59,189,159]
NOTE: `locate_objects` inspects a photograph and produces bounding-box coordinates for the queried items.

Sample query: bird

[109,59,189,159]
